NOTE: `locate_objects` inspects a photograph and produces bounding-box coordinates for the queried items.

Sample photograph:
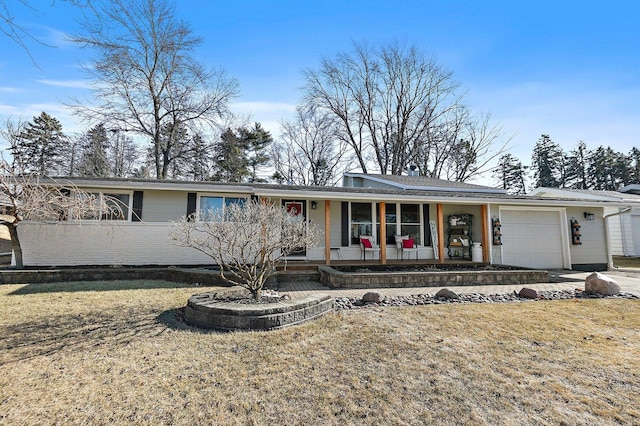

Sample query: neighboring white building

[12,175,634,271]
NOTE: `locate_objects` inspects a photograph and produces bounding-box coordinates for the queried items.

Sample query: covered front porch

[282,199,492,266]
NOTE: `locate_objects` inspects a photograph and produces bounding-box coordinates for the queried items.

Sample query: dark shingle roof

[343,173,506,193]
[42,176,636,206]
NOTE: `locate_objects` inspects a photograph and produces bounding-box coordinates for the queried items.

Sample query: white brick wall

[18,222,214,266]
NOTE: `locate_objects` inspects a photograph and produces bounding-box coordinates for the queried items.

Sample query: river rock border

[334,289,639,310]
[184,290,334,331]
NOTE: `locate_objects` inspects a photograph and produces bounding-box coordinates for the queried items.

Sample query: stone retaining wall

[318,266,549,289]
[0,267,314,286]
[0,267,229,286]
[184,292,334,331]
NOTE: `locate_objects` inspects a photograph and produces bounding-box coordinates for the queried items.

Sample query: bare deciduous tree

[302,41,510,180]
[418,110,509,181]
[1,0,92,63]
[303,41,462,175]
[272,106,351,186]
[70,0,239,179]
[169,200,320,300]
[0,158,122,268]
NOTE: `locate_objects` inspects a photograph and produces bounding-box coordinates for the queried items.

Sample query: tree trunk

[251,287,262,301]
[7,224,23,269]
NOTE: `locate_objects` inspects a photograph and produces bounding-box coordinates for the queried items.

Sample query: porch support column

[324,200,331,265]
[481,204,490,263]
[379,202,387,264]
[437,203,445,264]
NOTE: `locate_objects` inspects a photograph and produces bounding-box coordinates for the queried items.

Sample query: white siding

[605,207,639,256]
[630,213,640,256]
[606,207,625,255]
[565,207,607,265]
[306,200,324,249]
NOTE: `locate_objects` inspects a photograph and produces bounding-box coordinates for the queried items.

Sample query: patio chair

[359,235,380,261]
[395,235,418,261]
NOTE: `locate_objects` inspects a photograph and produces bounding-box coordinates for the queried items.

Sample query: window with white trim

[400,203,421,245]
[351,202,372,244]
[374,202,425,245]
[198,195,247,220]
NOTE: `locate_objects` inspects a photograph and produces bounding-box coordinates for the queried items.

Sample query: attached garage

[499,208,571,269]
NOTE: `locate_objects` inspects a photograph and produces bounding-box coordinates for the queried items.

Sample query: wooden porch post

[379,202,386,264]
[437,203,445,264]
[481,204,490,263]
[324,200,331,265]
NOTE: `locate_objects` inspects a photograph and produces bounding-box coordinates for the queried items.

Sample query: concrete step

[277,269,320,282]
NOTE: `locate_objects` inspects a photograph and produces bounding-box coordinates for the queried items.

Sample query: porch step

[277,269,320,282]
[276,263,320,271]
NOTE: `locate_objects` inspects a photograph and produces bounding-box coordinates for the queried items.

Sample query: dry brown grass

[613,255,640,269]
[1,280,639,425]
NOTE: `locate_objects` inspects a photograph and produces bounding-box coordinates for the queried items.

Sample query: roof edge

[343,173,508,194]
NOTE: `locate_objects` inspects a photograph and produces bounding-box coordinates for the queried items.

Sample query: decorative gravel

[334,289,639,310]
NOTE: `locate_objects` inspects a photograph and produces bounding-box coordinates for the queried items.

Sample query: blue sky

[1,0,639,181]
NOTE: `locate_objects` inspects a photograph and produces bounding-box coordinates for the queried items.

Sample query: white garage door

[500,210,565,269]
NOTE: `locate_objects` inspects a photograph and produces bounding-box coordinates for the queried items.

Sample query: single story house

[530,186,640,258]
[13,174,636,271]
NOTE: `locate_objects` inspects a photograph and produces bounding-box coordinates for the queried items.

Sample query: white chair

[359,235,380,261]
[395,235,418,261]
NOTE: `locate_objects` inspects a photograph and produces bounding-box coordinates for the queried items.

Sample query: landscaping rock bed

[334,289,639,310]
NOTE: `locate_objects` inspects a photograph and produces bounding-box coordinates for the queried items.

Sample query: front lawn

[613,255,640,269]
[1,280,638,425]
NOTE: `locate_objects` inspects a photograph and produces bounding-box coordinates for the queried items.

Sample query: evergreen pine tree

[77,124,111,177]
[212,128,250,182]
[211,122,272,183]
[563,141,590,189]
[493,153,528,194]
[530,134,564,188]
[587,146,631,190]
[629,147,640,184]
[11,112,66,175]
[185,133,213,181]
[242,122,272,183]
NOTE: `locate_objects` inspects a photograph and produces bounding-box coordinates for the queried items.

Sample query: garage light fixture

[583,212,595,221]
